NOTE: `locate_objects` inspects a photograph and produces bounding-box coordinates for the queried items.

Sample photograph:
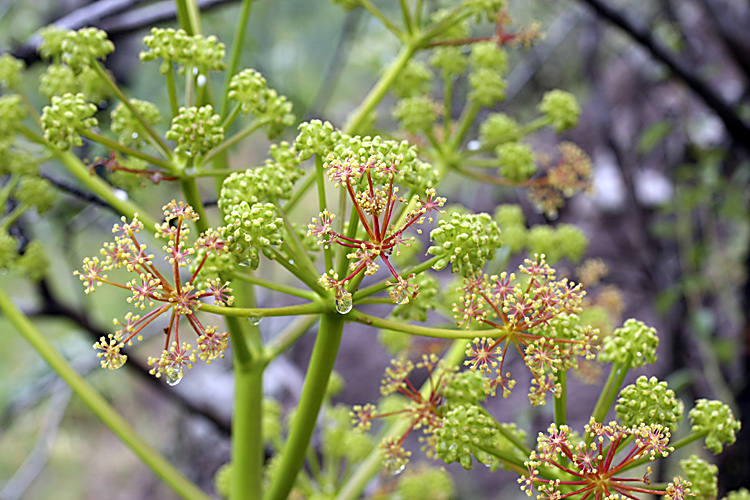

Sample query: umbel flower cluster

[75,201,233,385]
[456,255,597,404]
[518,418,692,500]
[309,139,446,311]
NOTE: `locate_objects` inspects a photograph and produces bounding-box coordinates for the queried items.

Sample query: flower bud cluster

[40,92,98,150]
[479,113,521,145]
[463,0,505,23]
[393,96,441,134]
[616,376,684,431]
[0,54,24,88]
[140,27,225,74]
[689,399,741,453]
[166,105,224,161]
[110,99,162,147]
[468,42,508,106]
[295,119,343,159]
[222,201,284,270]
[538,89,581,133]
[496,142,536,182]
[391,272,439,322]
[61,27,114,73]
[218,164,301,212]
[427,211,501,275]
[528,141,592,217]
[680,455,718,500]
[0,94,26,145]
[526,223,588,264]
[228,68,295,139]
[392,60,433,99]
[598,318,659,368]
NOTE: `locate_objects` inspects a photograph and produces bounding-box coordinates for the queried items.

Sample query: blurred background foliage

[0,0,748,498]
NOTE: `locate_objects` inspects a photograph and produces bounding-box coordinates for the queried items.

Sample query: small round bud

[39,64,78,99]
[0,230,19,270]
[493,204,526,229]
[480,113,521,145]
[18,240,49,282]
[40,93,98,150]
[392,60,433,98]
[554,224,588,263]
[15,176,56,214]
[295,119,342,159]
[428,211,502,275]
[471,41,508,73]
[430,46,468,79]
[496,142,536,182]
[469,67,506,106]
[679,455,718,500]
[0,94,27,141]
[0,54,25,88]
[61,27,115,73]
[689,399,741,454]
[598,318,659,368]
[110,99,161,147]
[166,105,224,161]
[538,89,580,133]
[617,376,684,431]
[393,96,440,134]
[38,26,72,60]
[218,165,300,213]
[222,201,284,270]
[227,68,295,139]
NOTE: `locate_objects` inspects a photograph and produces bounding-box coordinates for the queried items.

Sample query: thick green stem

[231,271,319,301]
[587,361,629,445]
[231,360,264,500]
[0,289,211,500]
[180,178,210,233]
[344,44,417,135]
[165,67,180,117]
[554,370,567,426]
[263,313,345,500]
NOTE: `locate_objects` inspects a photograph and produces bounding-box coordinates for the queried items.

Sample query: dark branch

[574,0,750,152]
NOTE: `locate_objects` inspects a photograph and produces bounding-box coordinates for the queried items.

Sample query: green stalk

[232,359,264,500]
[80,130,174,171]
[179,177,209,233]
[443,76,453,139]
[314,154,334,272]
[231,271,319,301]
[347,309,496,340]
[264,315,321,361]
[451,100,481,149]
[358,0,404,39]
[554,370,567,426]
[90,62,172,159]
[587,360,629,445]
[344,44,417,135]
[51,146,159,229]
[165,67,180,117]
[353,255,441,300]
[201,301,325,318]
[0,289,211,500]
[220,0,254,118]
[263,312,345,500]
[518,116,552,137]
[335,340,467,500]
[201,120,264,165]
[399,0,414,33]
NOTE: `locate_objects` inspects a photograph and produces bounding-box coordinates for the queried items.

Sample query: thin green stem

[264,315,321,361]
[399,0,414,33]
[554,370,567,426]
[231,271,319,301]
[80,130,175,171]
[443,76,453,139]
[358,0,404,40]
[277,204,320,282]
[0,289,211,500]
[267,247,327,296]
[344,44,417,135]
[90,62,172,158]
[451,100,481,149]
[201,119,264,165]
[619,432,706,474]
[347,309,499,339]
[179,178,209,233]
[283,170,315,213]
[264,313,346,500]
[353,255,441,300]
[315,154,334,272]
[0,203,26,230]
[519,116,552,137]
[221,103,242,130]
[220,0,254,117]
[165,66,180,117]
[201,301,326,318]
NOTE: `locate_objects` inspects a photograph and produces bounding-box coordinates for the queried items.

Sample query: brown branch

[574,0,750,152]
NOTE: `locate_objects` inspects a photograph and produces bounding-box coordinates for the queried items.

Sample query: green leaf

[637,120,673,155]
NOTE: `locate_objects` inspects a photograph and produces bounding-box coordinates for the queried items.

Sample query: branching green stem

[80,130,175,171]
[220,0,254,117]
[201,301,326,318]
[232,271,319,301]
[264,315,321,361]
[353,255,441,300]
[201,119,264,165]
[347,309,499,339]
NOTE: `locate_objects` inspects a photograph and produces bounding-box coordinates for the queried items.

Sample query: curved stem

[0,289,212,500]
[263,313,346,500]
[347,309,500,340]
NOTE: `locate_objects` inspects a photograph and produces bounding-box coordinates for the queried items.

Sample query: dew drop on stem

[335,291,352,314]
[166,370,183,386]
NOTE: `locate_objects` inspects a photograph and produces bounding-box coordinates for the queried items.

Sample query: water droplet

[247,315,262,326]
[288,259,295,265]
[131,132,139,139]
[184,166,197,176]
[197,74,207,87]
[397,295,410,305]
[165,370,183,386]
[238,260,251,267]
[391,464,405,475]
[335,291,353,314]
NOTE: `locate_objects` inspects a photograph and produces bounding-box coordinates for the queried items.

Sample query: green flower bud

[555,224,588,263]
[0,54,25,88]
[263,398,283,448]
[269,141,300,169]
[295,119,342,160]
[40,93,97,150]
[191,244,237,282]
[166,105,224,161]
[725,489,750,500]
[38,26,73,60]
[396,465,455,500]
[428,211,502,275]
[0,230,19,270]
[61,27,114,73]
[616,376,684,431]
[392,60,433,98]
[501,225,526,254]
[218,165,300,213]
[15,176,55,214]
[689,399,741,454]
[598,319,659,368]
[493,204,525,228]
[227,69,294,139]
[214,463,232,499]
[77,65,113,103]
[392,272,439,322]
[324,405,373,462]
[1,150,37,176]
[401,158,440,192]
[680,455,718,500]
[526,225,558,262]
[471,42,508,73]
[17,240,49,282]
[469,67,506,106]
[538,89,580,133]
[110,99,161,147]
[463,0,505,23]
[140,28,225,73]
[222,201,284,270]
[497,142,536,182]
[393,96,440,134]
[430,46,468,80]
[0,94,27,141]
[480,113,521,145]
[39,64,78,99]
[434,404,507,470]
[444,369,487,406]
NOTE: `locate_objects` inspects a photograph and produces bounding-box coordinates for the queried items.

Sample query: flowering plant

[0,2,743,500]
